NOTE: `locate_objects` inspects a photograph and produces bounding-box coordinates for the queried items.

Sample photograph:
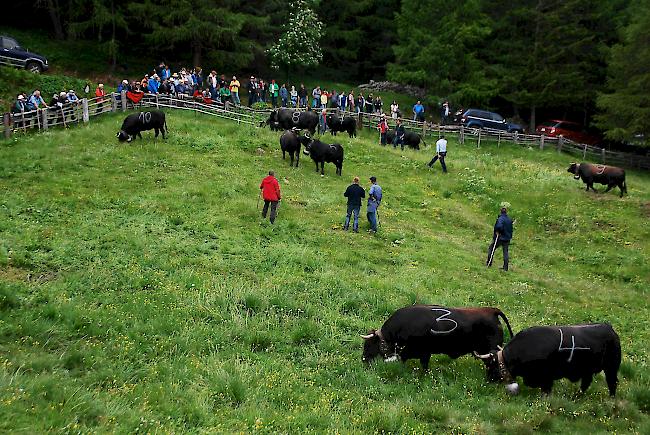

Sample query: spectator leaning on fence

[28,90,47,110]
[13,94,26,113]
[95,83,106,114]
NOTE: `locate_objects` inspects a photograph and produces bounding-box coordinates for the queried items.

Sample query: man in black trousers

[343,176,365,232]
[486,207,514,271]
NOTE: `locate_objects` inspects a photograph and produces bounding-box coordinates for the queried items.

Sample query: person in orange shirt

[95,83,106,114]
[259,170,281,224]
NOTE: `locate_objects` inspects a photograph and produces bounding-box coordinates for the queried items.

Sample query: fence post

[540,134,545,150]
[121,91,127,111]
[460,125,464,144]
[357,112,363,130]
[111,93,118,112]
[3,113,11,139]
[156,94,160,109]
[82,99,89,123]
[477,130,481,148]
[497,131,501,147]
[601,148,606,164]
[41,109,48,130]
[422,121,427,138]
[557,136,563,153]
[582,144,587,160]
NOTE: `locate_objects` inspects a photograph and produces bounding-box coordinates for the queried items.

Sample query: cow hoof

[320,174,324,177]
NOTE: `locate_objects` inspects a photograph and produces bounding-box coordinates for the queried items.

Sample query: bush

[0,66,89,109]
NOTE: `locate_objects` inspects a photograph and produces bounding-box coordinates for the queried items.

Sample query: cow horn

[473,351,491,359]
[497,345,503,351]
[360,333,375,340]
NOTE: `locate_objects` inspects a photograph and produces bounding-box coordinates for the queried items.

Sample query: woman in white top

[290,86,298,107]
[390,101,399,119]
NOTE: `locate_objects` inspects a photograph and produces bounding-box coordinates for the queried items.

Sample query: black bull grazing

[265,108,318,136]
[303,138,344,176]
[385,130,426,150]
[326,113,357,138]
[567,162,627,197]
[117,110,167,142]
[279,129,309,167]
[474,323,621,396]
[362,305,514,371]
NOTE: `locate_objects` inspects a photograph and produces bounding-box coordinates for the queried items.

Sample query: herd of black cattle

[114,108,631,397]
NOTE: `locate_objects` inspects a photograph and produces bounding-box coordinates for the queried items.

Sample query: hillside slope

[1,112,649,433]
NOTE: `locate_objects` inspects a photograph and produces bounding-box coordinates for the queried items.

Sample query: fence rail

[3,92,649,170]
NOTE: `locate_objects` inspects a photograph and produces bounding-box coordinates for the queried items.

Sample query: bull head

[361,329,382,365]
[116,130,132,142]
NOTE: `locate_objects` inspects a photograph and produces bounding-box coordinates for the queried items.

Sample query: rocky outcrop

[357,80,426,99]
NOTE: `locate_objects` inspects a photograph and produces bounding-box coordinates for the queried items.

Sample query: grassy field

[1,110,649,433]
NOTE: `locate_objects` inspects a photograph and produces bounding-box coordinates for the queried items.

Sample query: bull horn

[360,333,375,340]
[497,345,503,351]
[473,351,491,359]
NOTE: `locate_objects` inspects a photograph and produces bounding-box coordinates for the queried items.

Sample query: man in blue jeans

[486,207,514,271]
[367,176,382,233]
[343,176,365,232]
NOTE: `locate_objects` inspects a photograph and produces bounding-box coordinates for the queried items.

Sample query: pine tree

[267,0,324,74]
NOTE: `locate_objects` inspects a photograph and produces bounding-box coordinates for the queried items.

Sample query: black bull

[117,110,167,142]
[326,113,357,138]
[264,108,318,136]
[385,130,425,149]
[361,305,514,371]
[567,162,627,197]
[474,323,621,396]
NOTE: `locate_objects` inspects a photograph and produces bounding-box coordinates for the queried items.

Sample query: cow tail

[164,117,168,134]
[623,179,627,194]
[496,309,514,341]
[420,136,427,148]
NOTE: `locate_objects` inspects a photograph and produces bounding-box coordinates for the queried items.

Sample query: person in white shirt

[390,101,399,119]
[428,135,448,173]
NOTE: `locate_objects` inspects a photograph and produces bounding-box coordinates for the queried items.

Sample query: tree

[387,0,495,107]
[267,0,324,75]
[596,2,650,146]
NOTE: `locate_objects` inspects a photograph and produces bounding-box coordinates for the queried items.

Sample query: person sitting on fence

[201,88,213,104]
[67,90,79,105]
[11,94,28,128]
[95,83,106,114]
[117,80,130,94]
[28,90,47,110]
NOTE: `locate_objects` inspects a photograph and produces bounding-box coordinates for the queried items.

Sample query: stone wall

[357,80,426,99]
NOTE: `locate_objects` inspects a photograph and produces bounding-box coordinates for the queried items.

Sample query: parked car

[535,120,600,145]
[0,35,49,73]
[461,109,524,133]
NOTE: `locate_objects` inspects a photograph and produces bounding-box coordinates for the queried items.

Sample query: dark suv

[0,35,49,73]
[461,109,524,133]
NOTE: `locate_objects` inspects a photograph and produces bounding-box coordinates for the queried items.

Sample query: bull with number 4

[361,304,514,372]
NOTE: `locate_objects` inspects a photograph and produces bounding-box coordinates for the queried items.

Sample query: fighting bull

[279,129,309,167]
[361,304,514,371]
[302,137,344,176]
[567,162,627,197]
[474,323,621,396]
[326,113,357,138]
[385,130,426,150]
[265,108,318,136]
[117,110,167,142]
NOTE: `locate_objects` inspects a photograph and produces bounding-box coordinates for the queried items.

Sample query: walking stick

[256,190,261,210]
[487,233,499,266]
[60,106,68,128]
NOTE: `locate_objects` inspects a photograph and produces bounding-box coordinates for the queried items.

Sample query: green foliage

[596,1,650,146]
[0,67,89,107]
[0,109,649,432]
[267,0,324,71]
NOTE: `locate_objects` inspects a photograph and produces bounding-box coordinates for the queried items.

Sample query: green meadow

[1,111,649,433]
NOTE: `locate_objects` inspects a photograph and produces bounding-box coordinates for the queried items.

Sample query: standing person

[312,86,321,108]
[365,93,374,114]
[339,91,347,113]
[247,76,256,106]
[319,109,328,134]
[269,79,279,108]
[367,176,382,233]
[343,176,366,232]
[330,89,339,110]
[298,84,307,108]
[393,118,405,149]
[347,90,355,113]
[219,83,231,105]
[290,85,298,107]
[95,83,106,114]
[486,207,514,271]
[320,90,328,109]
[280,84,289,107]
[229,76,241,105]
[356,93,364,114]
[428,135,448,173]
[390,100,399,119]
[377,114,389,146]
[413,100,425,122]
[260,170,282,224]
[441,100,450,125]
[374,95,383,114]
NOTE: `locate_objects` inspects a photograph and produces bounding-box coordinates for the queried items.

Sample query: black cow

[117,110,167,142]
[279,129,309,167]
[567,162,627,197]
[362,304,514,371]
[302,137,344,176]
[326,113,357,138]
[266,108,318,136]
[474,323,621,396]
[385,130,426,150]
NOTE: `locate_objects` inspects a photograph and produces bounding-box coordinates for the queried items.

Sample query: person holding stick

[259,170,281,224]
[486,207,513,271]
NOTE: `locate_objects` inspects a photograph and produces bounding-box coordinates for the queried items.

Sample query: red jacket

[260,175,281,201]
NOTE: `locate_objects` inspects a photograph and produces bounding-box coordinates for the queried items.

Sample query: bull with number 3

[361,304,514,371]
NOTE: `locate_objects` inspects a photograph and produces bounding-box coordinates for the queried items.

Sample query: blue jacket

[367,184,382,212]
[494,212,513,241]
[148,78,159,94]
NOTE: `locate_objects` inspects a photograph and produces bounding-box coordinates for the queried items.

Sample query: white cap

[17,95,24,100]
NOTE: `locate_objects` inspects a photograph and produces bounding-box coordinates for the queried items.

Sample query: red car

[535,120,600,145]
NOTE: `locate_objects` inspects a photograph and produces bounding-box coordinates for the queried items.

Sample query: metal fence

[3,93,649,171]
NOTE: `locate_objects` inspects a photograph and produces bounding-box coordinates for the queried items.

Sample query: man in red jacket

[260,170,282,224]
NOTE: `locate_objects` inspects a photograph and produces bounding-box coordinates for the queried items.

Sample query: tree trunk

[530,105,536,132]
[46,0,65,40]
[110,0,117,73]
[192,43,202,68]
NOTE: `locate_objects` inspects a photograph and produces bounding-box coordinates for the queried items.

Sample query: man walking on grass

[343,176,365,232]
[486,207,513,271]
[367,176,382,233]
[428,135,448,173]
[260,170,281,224]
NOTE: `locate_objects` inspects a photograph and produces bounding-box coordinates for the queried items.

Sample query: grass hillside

[1,111,649,433]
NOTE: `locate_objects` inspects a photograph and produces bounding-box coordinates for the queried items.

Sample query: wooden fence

[3,93,649,171]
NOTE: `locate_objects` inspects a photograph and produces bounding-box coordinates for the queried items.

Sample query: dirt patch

[642,202,650,218]
[0,267,57,283]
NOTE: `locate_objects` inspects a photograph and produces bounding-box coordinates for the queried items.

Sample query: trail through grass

[1,111,649,433]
